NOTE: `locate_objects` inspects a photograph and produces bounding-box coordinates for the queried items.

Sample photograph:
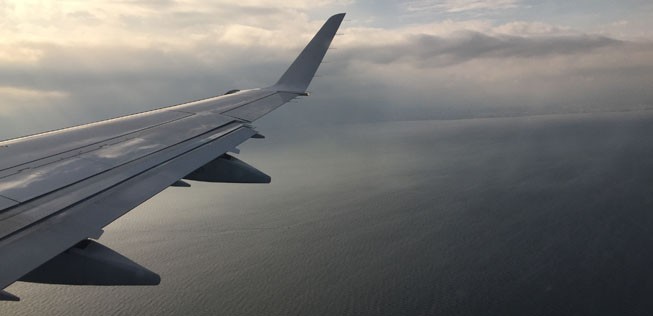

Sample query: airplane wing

[0,13,345,301]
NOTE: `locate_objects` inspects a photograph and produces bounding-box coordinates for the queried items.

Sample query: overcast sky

[1,0,652,137]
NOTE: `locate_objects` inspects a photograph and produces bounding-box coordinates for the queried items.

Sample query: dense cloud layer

[339,31,623,66]
[0,0,652,137]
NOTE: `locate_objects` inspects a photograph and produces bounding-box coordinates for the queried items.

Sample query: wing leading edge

[0,13,345,301]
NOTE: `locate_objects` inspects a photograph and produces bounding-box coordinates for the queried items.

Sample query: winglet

[271,13,345,93]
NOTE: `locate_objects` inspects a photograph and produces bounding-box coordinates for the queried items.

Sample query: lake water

[4,111,653,315]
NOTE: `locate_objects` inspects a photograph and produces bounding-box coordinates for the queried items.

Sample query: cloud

[406,0,521,14]
[0,86,67,113]
[0,0,652,137]
[340,31,623,67]
[492,21,573,36]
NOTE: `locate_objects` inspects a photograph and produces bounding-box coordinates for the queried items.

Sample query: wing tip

[271,13,346,93]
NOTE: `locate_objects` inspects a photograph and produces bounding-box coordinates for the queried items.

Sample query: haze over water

[5,111,653,315]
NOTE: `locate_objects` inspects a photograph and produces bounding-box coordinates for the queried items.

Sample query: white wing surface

[0,13,345,301]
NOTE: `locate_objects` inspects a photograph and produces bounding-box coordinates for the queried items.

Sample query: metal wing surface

[0,13,345,300]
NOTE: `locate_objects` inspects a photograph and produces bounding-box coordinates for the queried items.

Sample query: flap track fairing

[184,154,270,184]
[19,240,160,286]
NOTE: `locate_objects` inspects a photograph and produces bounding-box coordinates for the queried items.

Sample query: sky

[1,0,653,138]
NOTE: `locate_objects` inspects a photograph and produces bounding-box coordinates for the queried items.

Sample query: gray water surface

[4,111,653,315]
